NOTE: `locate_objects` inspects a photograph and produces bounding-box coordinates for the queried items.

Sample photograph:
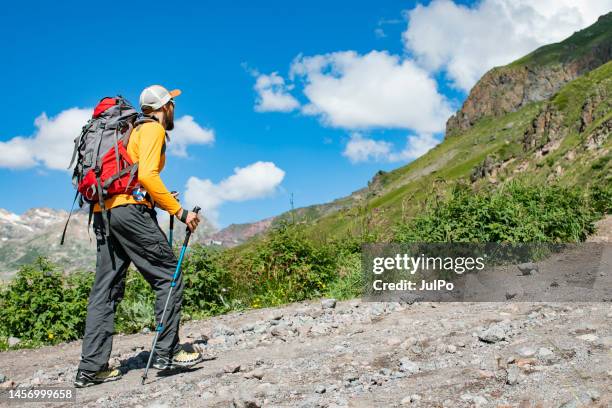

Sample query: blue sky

[0,0,606,227]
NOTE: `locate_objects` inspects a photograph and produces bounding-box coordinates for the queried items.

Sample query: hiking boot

[74,365,122,388]
[152,349,203,370]
[172,349,203,368]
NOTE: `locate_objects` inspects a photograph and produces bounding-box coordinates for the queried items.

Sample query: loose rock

[224,364,241,374]
[537,347,556,364]
[321,299,337,309]
[399,358,420,375]
[232,390,261,408]
[576,334,598,342]
[241,323,255,332]
[506,366,520,385]
[268,311,283,321]
[243,368,264,380]
[478,324,507,343]
[8,337,20,347]
[516,346,536,358]
[213,324,235,337]
[517,262,538,275]
[386,337,402,346]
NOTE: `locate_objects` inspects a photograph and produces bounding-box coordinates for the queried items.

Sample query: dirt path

[0,217,610,407]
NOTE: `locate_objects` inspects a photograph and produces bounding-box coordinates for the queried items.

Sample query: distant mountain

[205,217,275,246]
[0,206,265,280]
[0,208,66,241]
[0,208,96,280]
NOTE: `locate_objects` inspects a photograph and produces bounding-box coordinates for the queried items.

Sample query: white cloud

[0,137,38,169]
[403,0,612,91]
[343,133,439,163]
[184,161,285,225]
[253,72,300,112]
[342,133,392,163]
[0,108,213,170]
[0,108,92,170]
[289,50,452,132]
[169,115,214,157]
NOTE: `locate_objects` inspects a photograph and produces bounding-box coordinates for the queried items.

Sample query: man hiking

[75,85,203,387]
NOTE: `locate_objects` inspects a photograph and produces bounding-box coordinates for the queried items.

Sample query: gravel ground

[0,299,610,407]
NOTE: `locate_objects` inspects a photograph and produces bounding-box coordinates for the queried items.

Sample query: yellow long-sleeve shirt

[93,121,182,215]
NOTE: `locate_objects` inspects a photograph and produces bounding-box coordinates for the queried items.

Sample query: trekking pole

[169,191,177,245]
[142,206,201,385]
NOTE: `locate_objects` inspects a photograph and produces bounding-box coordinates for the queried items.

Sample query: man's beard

[165,111,174,130]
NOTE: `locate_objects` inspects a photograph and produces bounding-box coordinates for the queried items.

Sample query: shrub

[323,251,363,300]
[0,258,93,349]
[181,244,234,317]
[394,182,599,243]
[589,183,611,214]
[229,221,338,307]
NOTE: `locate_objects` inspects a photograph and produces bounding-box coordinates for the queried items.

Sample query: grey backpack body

[61,96,153,244]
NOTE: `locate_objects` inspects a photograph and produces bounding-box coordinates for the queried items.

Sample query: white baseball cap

[139,85,182,110]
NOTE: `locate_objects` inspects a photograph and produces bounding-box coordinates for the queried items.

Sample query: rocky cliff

[446,12,612,136]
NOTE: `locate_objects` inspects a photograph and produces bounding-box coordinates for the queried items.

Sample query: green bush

[230,221,339,307]
[0,258,93,349]
[323,252,363,300]
[589,183,611,214]
[113,245,238,331]
[394,182,599,243]
[181,244,234,317]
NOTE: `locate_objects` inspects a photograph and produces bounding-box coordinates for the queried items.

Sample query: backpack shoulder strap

[134,114,157,128]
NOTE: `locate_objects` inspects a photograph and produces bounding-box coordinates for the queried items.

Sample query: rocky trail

[0,217,610,408]
[1,299,610,408]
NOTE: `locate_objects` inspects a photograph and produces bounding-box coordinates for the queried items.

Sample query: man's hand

[177,208,200,232]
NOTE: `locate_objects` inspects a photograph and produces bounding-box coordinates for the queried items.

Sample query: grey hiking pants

[79,204,183,372]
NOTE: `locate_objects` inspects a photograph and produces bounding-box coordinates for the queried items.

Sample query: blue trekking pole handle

[142,206,200,385]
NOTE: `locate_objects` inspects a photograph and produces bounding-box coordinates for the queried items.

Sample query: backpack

[60,95,152,244]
